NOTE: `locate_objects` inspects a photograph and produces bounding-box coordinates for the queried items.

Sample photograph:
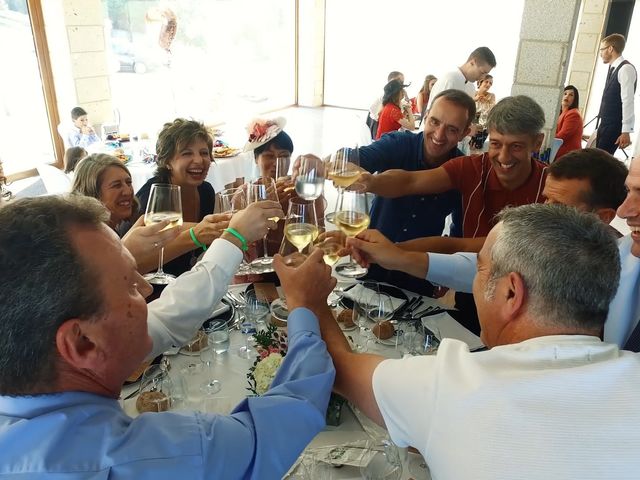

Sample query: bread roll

[136,391,170,413]
[372,321,394,340]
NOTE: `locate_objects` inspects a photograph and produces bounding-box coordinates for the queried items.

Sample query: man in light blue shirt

[348,148,638,347]
[0,195,336,479]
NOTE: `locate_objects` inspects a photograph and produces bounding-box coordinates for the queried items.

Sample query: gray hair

[485,95,545,137]
[486,203,620,331]
[0,195,109,395]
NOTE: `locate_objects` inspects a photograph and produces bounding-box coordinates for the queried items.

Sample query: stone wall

[511,0,583,148]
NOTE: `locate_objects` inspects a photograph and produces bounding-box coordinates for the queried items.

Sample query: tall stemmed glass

[200,326,222,395]
[279,197,318,267]
[334,183,370,278]
[143,184,183,285]
[247,177,279,270]
[326,147,360,223]
[219,187,251,275]
[284,197,319,254]
[295,155,325,201]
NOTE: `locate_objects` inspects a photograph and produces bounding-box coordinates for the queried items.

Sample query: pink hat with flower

[243,117,287,152]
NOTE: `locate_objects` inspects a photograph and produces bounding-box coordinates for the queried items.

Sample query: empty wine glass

[275,155,292,182]
[238,290,269,359]
[359,439,403,480]
[143,184,183,285]
[326,147,360,223]
[218,186,246,214]
[334,183,370,278]
[412,323,441,355]
[295,154,326,201]
[200,327,221,395]
[247,177,280,270]
[137,368,174,413]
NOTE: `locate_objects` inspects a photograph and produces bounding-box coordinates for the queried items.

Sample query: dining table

[120,267,484,479]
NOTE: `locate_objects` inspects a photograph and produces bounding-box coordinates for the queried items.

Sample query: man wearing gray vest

[596,33,637,154]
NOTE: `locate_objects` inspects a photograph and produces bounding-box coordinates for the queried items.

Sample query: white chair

[37,164,72,195]
[549,138,564,163]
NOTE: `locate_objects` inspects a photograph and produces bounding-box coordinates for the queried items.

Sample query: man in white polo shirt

[318,203,640,479]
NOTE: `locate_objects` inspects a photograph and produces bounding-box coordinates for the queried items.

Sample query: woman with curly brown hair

[131,118,231,276]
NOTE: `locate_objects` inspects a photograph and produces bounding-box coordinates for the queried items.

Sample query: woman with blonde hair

[71,153,138,232]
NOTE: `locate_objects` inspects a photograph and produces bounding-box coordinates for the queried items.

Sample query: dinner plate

[339,283,408,311]
[213,148,241,158]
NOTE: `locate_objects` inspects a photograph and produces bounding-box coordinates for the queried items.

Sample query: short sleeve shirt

[442,153,547,237]
[376,103,404,139]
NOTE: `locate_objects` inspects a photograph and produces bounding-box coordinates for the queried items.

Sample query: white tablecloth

[126,152,256,194]
[120,279,483,479]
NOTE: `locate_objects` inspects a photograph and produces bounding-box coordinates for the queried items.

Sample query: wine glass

[218,187,252,275]
[284,197,318,254]
[238,290,269,359]
[143,184,183,285]
[412,323,441,355]
[368,292,399,348]
[326,147,360,223]
[137,368,175,413]
[246,177,280,270]
[275,155,292,182]
[313,226,347,267]
[295,155,326,201]
[218,186,246,215]
[334,183,370,278]
[200,326,222,395]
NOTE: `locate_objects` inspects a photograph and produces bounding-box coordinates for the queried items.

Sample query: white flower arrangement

[252,352,284,395]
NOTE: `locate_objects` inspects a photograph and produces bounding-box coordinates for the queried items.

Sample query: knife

[395,296,419,317]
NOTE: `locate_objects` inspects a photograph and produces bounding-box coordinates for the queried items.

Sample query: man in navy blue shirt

[358,89,475,294]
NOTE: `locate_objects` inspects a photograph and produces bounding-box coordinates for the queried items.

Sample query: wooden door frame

[7,0,63,182]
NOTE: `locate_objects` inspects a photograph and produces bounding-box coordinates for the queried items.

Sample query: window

[324,0,525,110]
[0,0,56,175]
[102,0,296,133]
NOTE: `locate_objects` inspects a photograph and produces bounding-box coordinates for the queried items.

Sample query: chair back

[549,138,564,163]
[37,164,72,195]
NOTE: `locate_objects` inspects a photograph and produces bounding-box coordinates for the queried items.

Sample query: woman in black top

[133,118,230,276]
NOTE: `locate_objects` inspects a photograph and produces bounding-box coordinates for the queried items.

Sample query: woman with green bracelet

[128,118,232,276]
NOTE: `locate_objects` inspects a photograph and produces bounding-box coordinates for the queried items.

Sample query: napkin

[422,311,484,351]
[209,301,230,319]
[342,284,406,311]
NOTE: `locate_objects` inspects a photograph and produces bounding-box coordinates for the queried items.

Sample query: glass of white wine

[284,197,318,253]
[247,177,279,271]
[218,187,252,275]
[313,226,346,267]
[294,155,325,201]
[143,183,183,285]
[334,183,370,278]
[326,147,360,223]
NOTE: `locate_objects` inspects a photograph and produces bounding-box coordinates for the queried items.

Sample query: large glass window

[102,0,296,133]
[0,1,55,175]
[324,0,525,110]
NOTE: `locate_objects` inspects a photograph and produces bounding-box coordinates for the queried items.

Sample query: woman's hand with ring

[121,216,180,260]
